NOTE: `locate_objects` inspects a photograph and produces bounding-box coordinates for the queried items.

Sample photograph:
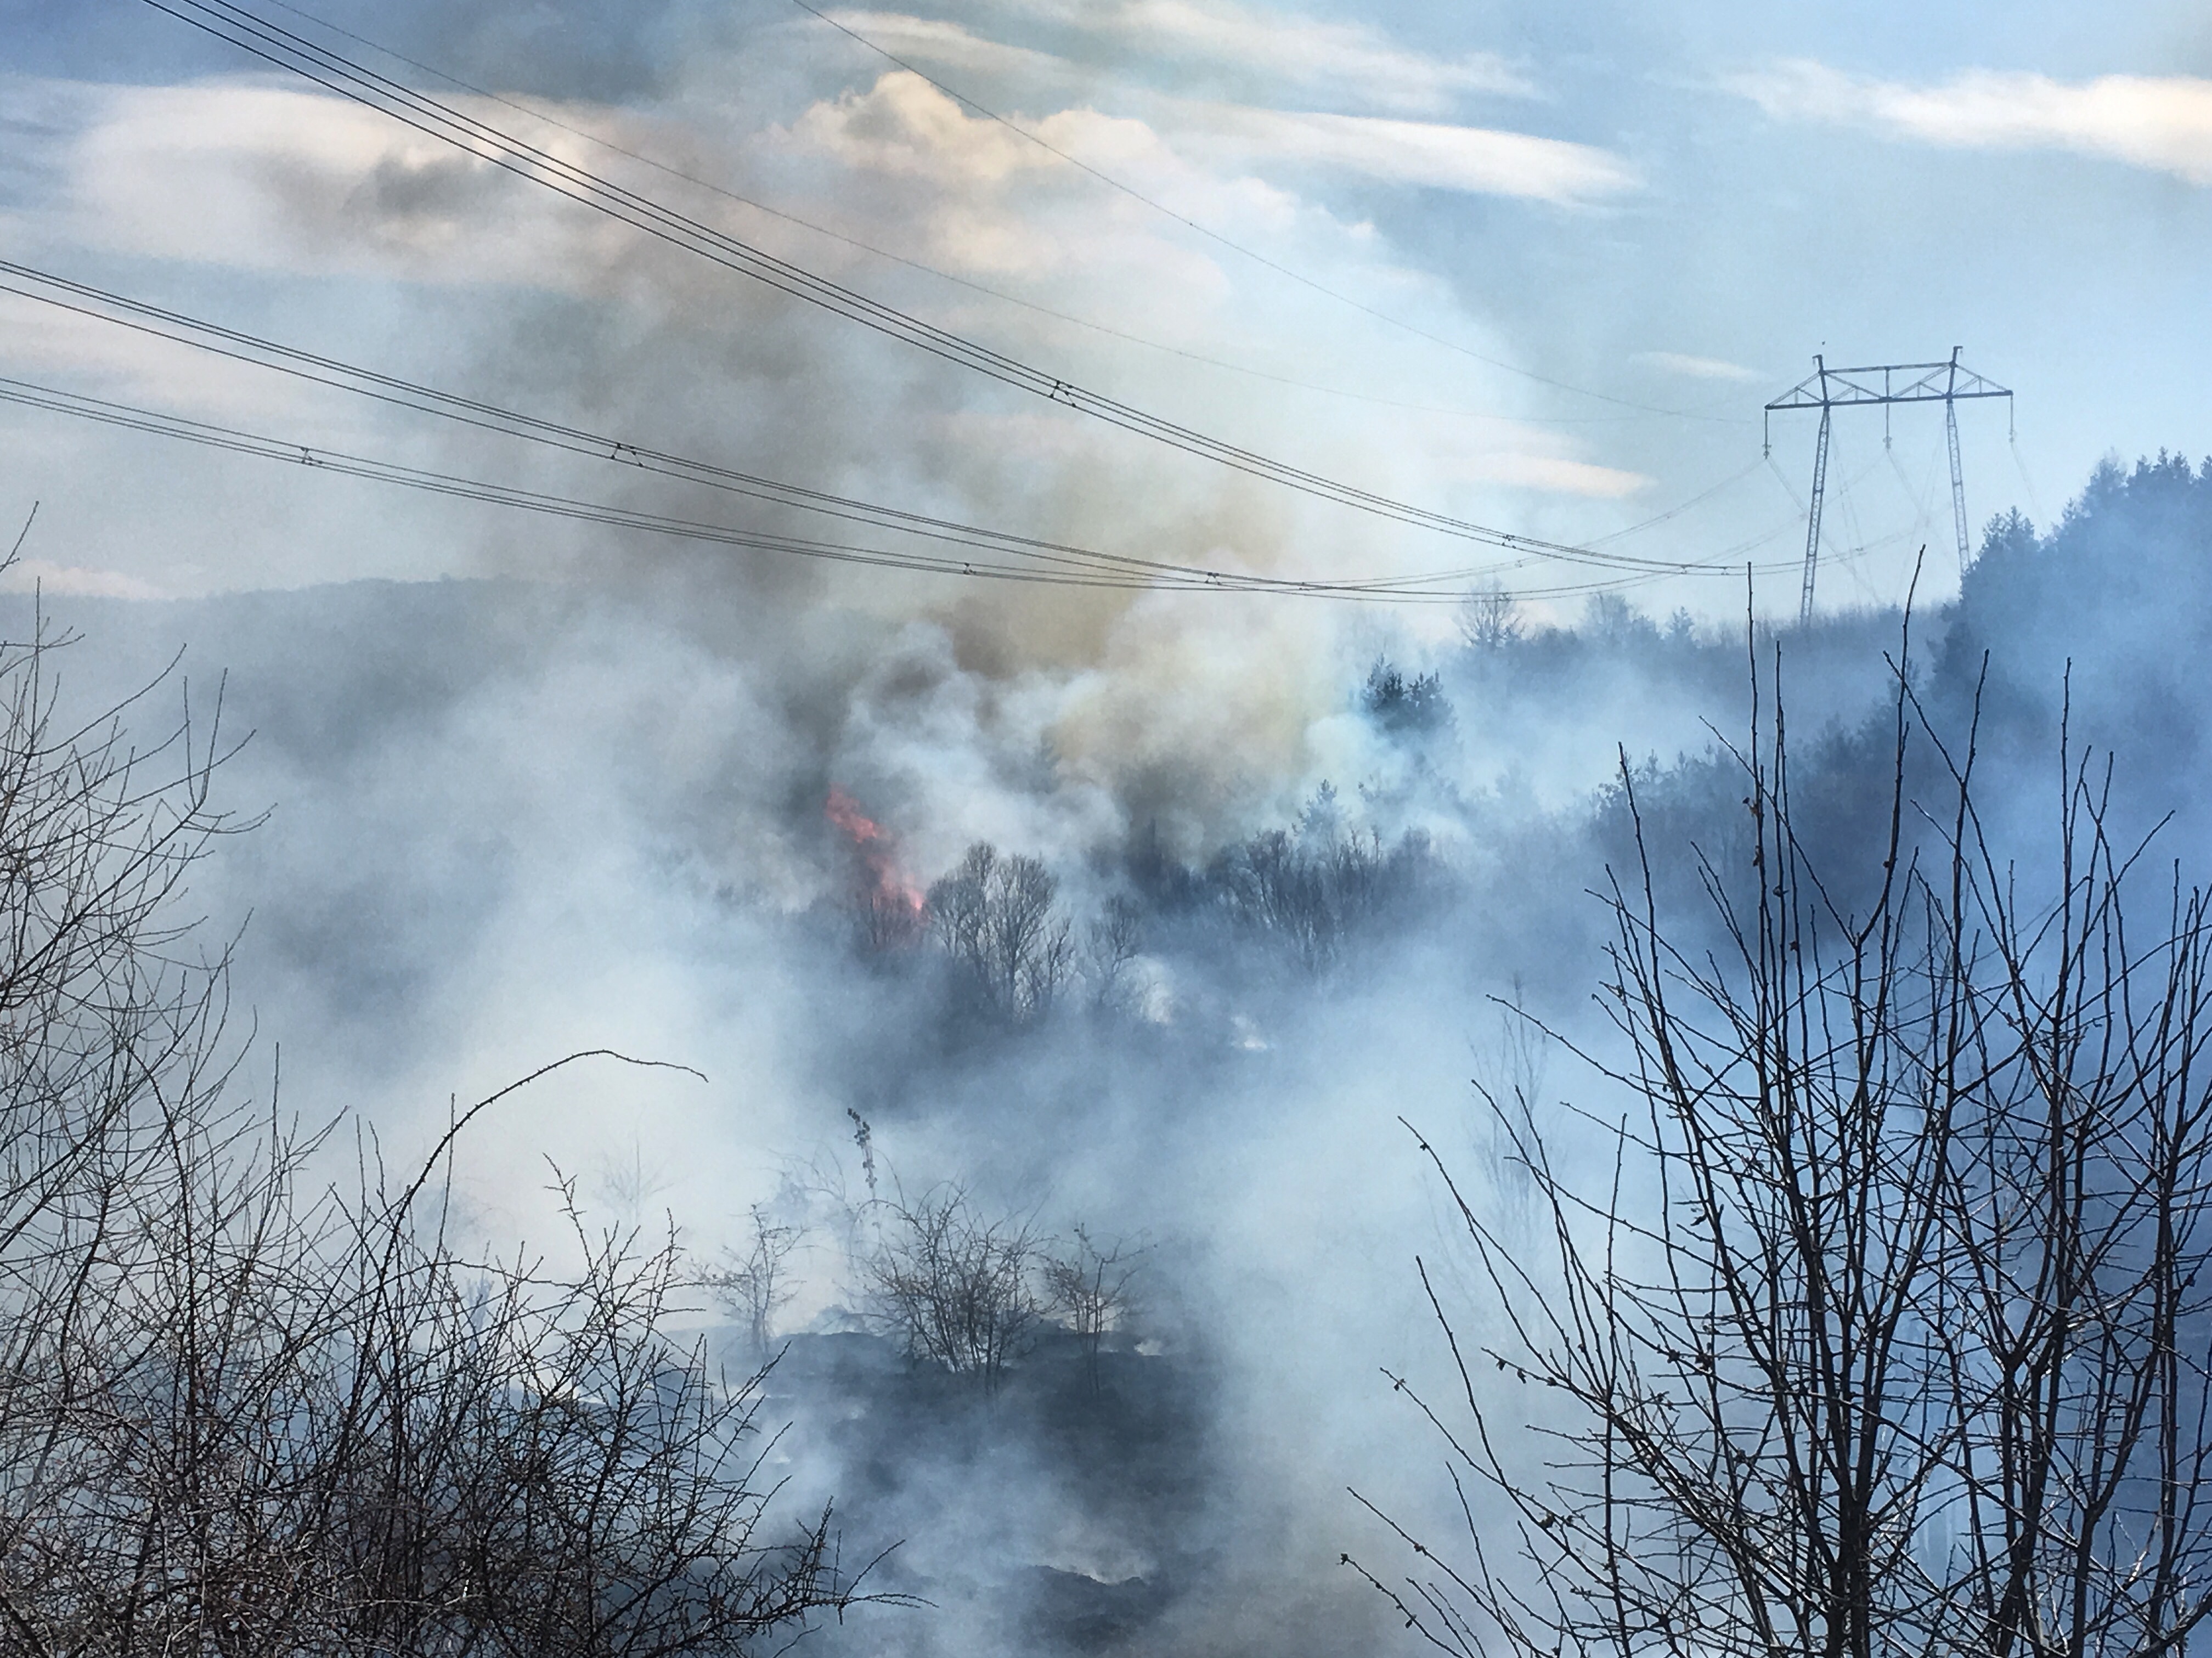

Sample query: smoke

[11,416,2204,1658]
[4,2,2206,1651]
[0,536,1994,1655]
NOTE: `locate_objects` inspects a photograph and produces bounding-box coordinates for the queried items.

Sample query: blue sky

[2,0,2208,623]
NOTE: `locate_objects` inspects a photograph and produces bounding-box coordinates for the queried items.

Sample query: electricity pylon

[1764,349,2013,624]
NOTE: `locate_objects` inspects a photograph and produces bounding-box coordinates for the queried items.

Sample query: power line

[3,373,1763,602]
[137,0,1712,562]
[252,0,1709,431]
[780,0,1741,424]
[0,260,1740,589]
[0,374,1182,590]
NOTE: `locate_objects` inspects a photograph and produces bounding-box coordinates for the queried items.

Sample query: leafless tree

[1082,895,1147,1016]
[1357,639,2212,1658]
[1219,827,1348,971]
[926,843,1073,1024]
[855,886,923,954]
[1217,818,1435,973]
[1458,589,1524,651]
[1468,990,1549,1238]
[866,1185,1046,1392]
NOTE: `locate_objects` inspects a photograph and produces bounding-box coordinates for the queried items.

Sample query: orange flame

[826,786,891,850]
[826,787,923,946]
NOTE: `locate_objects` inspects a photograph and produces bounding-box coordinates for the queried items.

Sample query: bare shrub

[866,1185,1046,1391]
[1042,1226,1146,1393]
[0,602,877,1653]
[592,1132,672,1222]
[708,1202,805,1353]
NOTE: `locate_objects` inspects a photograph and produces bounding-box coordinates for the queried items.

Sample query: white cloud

[1731,59,2212,187]
[978,0,1534,114]
[1201,106,1634,201]
[786,65,1064,184]
[1637,350,1760,382]
[792,32,1632,206]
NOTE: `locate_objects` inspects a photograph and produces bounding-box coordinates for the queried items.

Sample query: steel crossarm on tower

[1764,348,2013,621]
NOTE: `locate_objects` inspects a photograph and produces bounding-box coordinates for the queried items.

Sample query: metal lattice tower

[1764,349,2013,624]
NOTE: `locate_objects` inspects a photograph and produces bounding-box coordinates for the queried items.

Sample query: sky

[3,0,2209,624]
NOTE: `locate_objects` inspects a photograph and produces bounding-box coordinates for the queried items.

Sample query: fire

[826,787,924,948]
[825,785,891,849]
